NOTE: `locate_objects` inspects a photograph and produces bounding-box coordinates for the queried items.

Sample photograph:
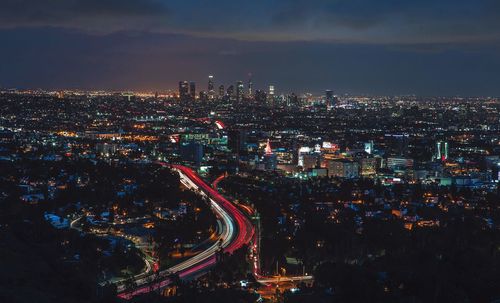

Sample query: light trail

[211,173,313,285]
[116,164,254,299]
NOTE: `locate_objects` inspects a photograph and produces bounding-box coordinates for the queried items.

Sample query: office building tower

[359,157,377,176]
[178,81,189,100]
[302,153,319,170]
[436,141,449,161]
[228,129,247,155]
[327,159,359,178]
[255,90,267,103]
[226,85,234,98]
[208,75,216,100]
[267,85,275,104]
[263,139,277,170]
[269,85,275,96]
[287,93,298,107]
[364,140,374,154]
[180,142,204,165]
[199,91,208,102]
[189,81,196,100]
[325,89,333,104]
[297,146,311,167]
[236,81,244,101]
[208,75,214,93]
[218,85,225,97]
[248,75,253,97]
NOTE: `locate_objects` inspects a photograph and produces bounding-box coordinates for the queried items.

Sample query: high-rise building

[287,93,298,107]
[269,85,275,96]
[236,81,244,102]
[268,85,275,104]
[226,85,234,98]
[263,139,277,170]
[302,154,319,170]
[325,90,334,105]
[218,85,225,97]
[325,89,333,100]
[228,129,247,155]
[435,141,449,161]
[364,140,374,154]
[199,91,208,102]
[189,81,196,100]
[178,81,189,100]
[208,75,214,93]
[255,90,267,103]
[325,90,339,108]
[297,146,312,167]
[327,159,359,178]
[208,75,214,91]
[248,75,253,97]
[359,157,377,176]
[180,142,203,165]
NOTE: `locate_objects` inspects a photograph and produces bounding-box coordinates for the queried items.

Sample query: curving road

[116,164,254,300]
[211,173,313,285]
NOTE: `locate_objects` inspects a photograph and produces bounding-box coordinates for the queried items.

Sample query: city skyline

[1,0,500,96]
[1,90,499,302]
[2,2,500,303]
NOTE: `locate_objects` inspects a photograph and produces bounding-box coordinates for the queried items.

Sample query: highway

[116,164,254,299]
[211,173,313,286]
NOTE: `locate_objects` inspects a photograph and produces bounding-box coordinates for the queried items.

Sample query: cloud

[0,0,169,32]
[218,50,239,56]
[265,0,500,44]
[0,0,499,44]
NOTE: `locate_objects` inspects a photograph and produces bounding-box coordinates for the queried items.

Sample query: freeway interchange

[116,164,254,299]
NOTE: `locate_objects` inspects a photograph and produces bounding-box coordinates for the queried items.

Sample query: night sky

[1,0,499,95]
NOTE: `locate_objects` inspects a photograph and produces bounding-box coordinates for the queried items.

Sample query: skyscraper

[263,139,277,170]
[199,91,208,102]
[228,129,247,155]
[178,81,189,100]
[248,74,253,97]
[287,93,298,107]
[218,85,225,98]
[267,85,275,104]
[236,81,244,102]
[208,75,214,93]
[180,142,204,166]
[255,90,267,103]
[325,90,333,105]
[226,85,234,98]
[269,85,275,96]
[364,140,374,154]
[189,81,196,100]
[435,141,449,161]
